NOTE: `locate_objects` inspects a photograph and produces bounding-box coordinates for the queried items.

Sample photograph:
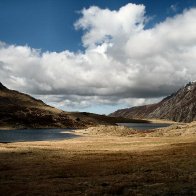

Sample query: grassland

[0,123,195,195]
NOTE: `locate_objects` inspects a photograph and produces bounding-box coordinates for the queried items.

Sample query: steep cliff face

[110,82,196,122]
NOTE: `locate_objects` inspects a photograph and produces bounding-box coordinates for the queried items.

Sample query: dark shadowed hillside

[110,82,196,122]
[0,83,145,129]
[0,82,82,129]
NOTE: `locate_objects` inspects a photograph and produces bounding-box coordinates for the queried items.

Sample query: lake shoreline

[0,122,174,143]
[0,123,195,195]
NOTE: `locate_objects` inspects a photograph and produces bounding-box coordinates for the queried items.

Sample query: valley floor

[0,124,195,195]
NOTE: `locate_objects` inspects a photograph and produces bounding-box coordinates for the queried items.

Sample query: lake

[0,123,172,143]
[117,123,171,130]
[0,129,78,143]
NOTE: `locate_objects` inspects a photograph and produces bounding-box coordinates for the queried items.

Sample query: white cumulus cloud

[0,3,196,113]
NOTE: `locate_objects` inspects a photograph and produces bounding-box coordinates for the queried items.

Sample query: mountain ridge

[110,82,196,123]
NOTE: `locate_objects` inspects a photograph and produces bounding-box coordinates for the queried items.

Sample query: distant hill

[110,82,196,123]
[0,83,146,129]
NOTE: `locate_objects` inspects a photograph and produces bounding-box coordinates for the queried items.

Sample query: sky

[0,0,196,114]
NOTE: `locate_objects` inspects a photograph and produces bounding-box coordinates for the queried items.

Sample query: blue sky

[0,0,195,52]
[0,0,196,114]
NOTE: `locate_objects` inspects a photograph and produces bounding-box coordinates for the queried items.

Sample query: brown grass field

[0,124,195,195]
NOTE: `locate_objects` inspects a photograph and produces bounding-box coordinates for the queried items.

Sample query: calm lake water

[0,129,77,143]
[117,123,171,130]
[0,123,171,143]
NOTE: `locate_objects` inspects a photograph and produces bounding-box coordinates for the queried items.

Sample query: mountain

[0,83,145,129]
[110,82,196,123]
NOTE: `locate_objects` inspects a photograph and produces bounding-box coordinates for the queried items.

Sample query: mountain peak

[186,81,196,85]
[110,82,196,123]
[0,82,7,90]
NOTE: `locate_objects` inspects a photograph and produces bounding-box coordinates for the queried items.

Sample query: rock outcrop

[110,82,196,122]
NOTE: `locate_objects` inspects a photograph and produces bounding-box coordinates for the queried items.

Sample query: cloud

[33,94,161,114]
[74,4,146,48]
[0,4,196,112]
[169,4,179,13]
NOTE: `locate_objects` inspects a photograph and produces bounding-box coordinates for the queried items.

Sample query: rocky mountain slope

[110,82,196,122]
[0,83,145,129]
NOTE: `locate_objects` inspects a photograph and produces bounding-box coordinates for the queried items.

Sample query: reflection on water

[0,129,78,143]
[117,123,171,130]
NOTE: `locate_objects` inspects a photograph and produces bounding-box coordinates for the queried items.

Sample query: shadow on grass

[0,142,195,195]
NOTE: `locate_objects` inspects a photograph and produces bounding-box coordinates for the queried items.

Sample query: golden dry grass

[0,125,195,195]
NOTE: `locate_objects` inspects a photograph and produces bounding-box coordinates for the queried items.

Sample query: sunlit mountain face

[110,81,196,123]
